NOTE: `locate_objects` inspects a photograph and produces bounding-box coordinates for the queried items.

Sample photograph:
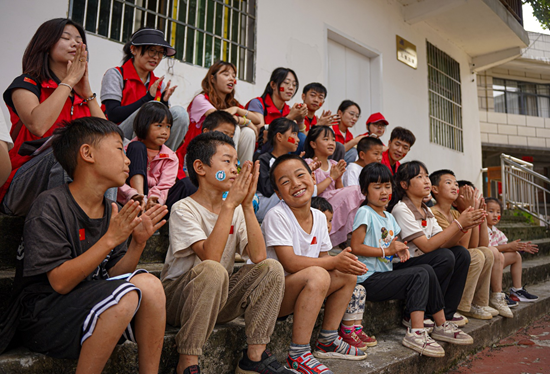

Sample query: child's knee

[258,258,285,280]
[111,290,139,320]
[303,266,331,291]
[132,273,166,305]
[194,260,229,289]
[469,248,484,269]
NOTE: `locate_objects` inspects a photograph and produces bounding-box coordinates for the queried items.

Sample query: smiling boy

[381,127,415,175]
[162,132,289,374]
[264,154,367,374]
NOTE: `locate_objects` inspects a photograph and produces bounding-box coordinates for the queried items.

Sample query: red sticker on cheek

[288,136,296,144]
[497,215,501,220]
[279,87,285,92]
[389,194,392,200]
[234,79,237,85]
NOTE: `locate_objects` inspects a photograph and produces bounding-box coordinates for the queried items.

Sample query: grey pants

[163,259,285,356]
[118,104,189,151]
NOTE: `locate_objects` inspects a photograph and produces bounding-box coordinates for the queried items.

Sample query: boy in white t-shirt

[342,137,383,187]
[263,154,368,374]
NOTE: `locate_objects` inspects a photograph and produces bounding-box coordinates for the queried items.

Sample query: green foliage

[524,0,550,30]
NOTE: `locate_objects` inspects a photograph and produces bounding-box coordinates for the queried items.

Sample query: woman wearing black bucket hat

[100,27,189,151]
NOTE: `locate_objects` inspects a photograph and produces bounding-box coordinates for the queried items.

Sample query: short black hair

[359,162,393,198]
[268,117,299,146]
[202,111,237,132]
[269,154,312,192]
[389,126,416,147]
[52,117,124,179]
[304,125,335,159]
[485,197,503,211]
[133,102,173,140]
[457,180,475,188]
[429,169,456,188]
[357,136,384,154]
[311,196,333,213]
[186,132,235,187]
[303,82,327,97]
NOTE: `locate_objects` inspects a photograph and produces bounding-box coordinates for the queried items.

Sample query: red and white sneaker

[286,352,333,374]
[355,329,378,347]
[338,328,368,351]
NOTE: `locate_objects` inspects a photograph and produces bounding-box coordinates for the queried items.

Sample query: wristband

[381,247,386,258]
[59,82,73,91]
[242,110,249,119]
[454,219,468,233]
[83,93,97,103]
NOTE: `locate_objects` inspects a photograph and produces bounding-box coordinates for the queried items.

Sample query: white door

[327,38,371,136]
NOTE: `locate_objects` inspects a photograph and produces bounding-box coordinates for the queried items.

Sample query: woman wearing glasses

[332,100,364,165]
[101,27,189,150]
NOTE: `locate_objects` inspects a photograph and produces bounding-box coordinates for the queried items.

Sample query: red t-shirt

[304,116,317,132]
[332,125,353,144]
[381,149,400,175]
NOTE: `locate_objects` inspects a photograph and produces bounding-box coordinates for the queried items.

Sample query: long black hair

[359,163,393,207]
[388,161,429,212]
[303,125,335,159]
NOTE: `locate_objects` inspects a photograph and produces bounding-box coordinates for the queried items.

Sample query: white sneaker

[402,328,445,357]
[458,304,492,320]
[483,305,499,317]
[431,322,474,345]
[489,292,514,318]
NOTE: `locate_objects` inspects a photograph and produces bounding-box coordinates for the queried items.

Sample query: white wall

[0,0,483,185]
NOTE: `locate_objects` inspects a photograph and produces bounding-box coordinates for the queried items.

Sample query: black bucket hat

[131,29,176,57]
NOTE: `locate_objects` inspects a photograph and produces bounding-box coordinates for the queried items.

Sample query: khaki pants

[163,259,285,356]
[458,246,494,311]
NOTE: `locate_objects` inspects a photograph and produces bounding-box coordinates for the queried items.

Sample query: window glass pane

[205,34,213,67]
[538,97,550,117]
[519,82,536,94]
[72,0,86,26]
[98,0,111,37]
[188,0,197,26]
[110,1,123,40]
[85,0,99,32]
[197,0,206,30]
[493,78,505,91]
[214,37,221,62]
[523,94,537,116]
[494,91,506,113]
[506,80,519,92]
[122,2,135,42]
[206,0,215,33]
[537,84,550,96]
[195,31,204,66]
[215,2,223,36]
[186,29,195,63]
[506,92,520,114]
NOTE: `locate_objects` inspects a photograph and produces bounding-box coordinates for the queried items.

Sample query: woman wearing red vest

[177,61,261,176]
[246,67,308,155]
[2,18,105,215]
[100,27,188,151]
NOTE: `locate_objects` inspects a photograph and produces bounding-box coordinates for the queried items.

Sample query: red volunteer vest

[304,115,318,132]
[1,78,91,200]
[245,94,290,125]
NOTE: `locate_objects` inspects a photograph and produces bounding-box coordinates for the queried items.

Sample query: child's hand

[162,80,177,101]
[521,241,539,254]
[132,204,168,245]
[106,201,142,246]
[145,196,159,211]
[387,237,409,255]
[455,185,475,212]
[149,76,164,98]
[457,207,485,229]
[224,161,253,209]
[308,157,322,172]
[330,160,346,180]
[334,248,368,275]
[289,103,307,123]
[131,194,146,210]
[242,160,260,209]
[224,107,239,115]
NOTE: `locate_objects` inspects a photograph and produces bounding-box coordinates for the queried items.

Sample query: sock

[289,343,310,359]
[411,328,424,333]
[512,287,523,292]
[317,329,338,344]
[340,323,354,335]
[354,325,363,333]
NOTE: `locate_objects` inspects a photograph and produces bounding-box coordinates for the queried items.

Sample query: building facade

[0,0,530,185]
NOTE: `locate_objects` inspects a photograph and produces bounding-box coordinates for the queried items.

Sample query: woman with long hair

[1,18,105,215]
[177,60,261,177]
[100,27,189,151]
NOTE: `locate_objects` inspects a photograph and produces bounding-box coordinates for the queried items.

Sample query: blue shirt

[352,205,401,283]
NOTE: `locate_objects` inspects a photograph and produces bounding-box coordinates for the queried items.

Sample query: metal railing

[501,153,550,227]
[499,0,523,26]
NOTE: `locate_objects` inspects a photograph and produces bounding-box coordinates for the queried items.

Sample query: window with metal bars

[427,42,463,152]
[69,0,256,82]
[493,78,550,118]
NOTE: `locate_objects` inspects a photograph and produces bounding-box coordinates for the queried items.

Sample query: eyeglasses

[347,111,361,119]
[146,48,166,58]
[371,123,387,128]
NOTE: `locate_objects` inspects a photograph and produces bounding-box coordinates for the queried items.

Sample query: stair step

[498,224,549,241]
[1,279,549,373]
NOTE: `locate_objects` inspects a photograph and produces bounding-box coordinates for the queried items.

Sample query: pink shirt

[188,93,215,129]
[118,138,179,205]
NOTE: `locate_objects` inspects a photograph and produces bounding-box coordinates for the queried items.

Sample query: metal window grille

[69,0,256,82]
[427,42,463,152]
[493,78,550,118]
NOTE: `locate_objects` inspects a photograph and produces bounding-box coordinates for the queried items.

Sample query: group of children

[0,19,540,374]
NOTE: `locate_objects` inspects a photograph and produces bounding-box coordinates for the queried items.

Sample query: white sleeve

[392,203,425,243]
[0,112,13,150]
[262,207,294,248]
[317,213,332,253]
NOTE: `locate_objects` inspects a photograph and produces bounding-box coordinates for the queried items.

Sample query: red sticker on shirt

[421,219,427,227]
[311,236,317,245]
[79,228,85,241]
[229,225,234,234]
[159,153,169,158]
[24,77,37,85]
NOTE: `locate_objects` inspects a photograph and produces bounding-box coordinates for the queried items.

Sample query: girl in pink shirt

[118,101,178,210]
